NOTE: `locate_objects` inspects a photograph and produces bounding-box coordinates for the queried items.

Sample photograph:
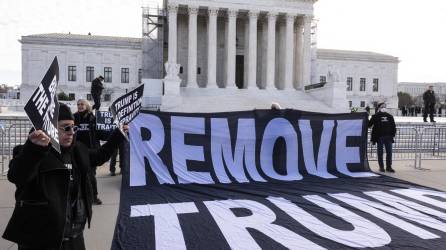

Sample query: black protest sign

[112,109,446,249]
[24,57,60,152]
[110,84,144,125]
[96,110,118,131]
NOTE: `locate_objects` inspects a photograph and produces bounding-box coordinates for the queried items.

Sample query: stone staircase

[161,86,349,113]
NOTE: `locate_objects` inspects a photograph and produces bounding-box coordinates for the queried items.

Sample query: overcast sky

[1,0,445,86]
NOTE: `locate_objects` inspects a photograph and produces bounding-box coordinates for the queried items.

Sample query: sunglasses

[59,125,78,133]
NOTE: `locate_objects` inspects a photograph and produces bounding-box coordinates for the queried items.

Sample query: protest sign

[109,84,144,139]
[112,110,446,250]
[24,57,60,152]
[96,110,118,131]
[110,84,144,125]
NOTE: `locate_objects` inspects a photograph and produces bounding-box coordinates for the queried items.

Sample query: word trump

[130,188,446,250]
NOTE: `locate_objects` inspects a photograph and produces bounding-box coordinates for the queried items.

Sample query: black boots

[386,167,395,173]
[379,167,395,173]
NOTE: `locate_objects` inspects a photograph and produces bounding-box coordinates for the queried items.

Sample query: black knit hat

[58,103,74,121]
[377,102,385,109]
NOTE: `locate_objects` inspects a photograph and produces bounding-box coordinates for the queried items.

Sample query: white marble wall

[21,43,142,103]
[316,58,399,109]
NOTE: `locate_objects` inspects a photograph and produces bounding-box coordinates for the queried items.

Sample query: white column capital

[188,6,199,15]
[286,13,296,22]
[208,7,219,16]
[303,15,313,23]
[227,8,238,18]
[267,12,278,19]
[248,10,260,19]
[167,4,179,14]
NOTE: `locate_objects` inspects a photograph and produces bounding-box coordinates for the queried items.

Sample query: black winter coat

[423,90,436,105]
[2,130,123,249]
[91,78,104,96]
[74,111,101,149]
[368,111,396,144]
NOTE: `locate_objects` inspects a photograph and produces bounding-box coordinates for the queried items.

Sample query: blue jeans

[377,136,393,169]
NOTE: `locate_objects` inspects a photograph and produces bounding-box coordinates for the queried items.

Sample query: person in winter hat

[368,102,396,173]
[3,103,126,250]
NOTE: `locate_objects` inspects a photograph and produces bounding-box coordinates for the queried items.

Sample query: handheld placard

[109,84,145,140]
[24,57,61,153]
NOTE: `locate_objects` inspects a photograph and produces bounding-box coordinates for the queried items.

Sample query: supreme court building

[163,0,399,111]
[18,0,399,113]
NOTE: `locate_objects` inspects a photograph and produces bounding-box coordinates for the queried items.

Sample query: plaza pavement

[0,160,445,250]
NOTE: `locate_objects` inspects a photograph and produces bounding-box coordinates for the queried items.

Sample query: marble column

[302,15,312,86]
[294,17,304,89]
[165,4,181,81]
[265,12,277,90]
[207,7,218,88]
[226,9,237,88]
[187,6,199,87]
[284,13,295,90]
[167,4,178,64]
[247,11,259,89]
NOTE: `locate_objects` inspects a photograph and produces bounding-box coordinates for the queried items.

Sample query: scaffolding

[141,1,165,79]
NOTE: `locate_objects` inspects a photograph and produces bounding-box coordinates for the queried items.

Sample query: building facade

[165,0,315,91]
[316,49,399,109]
[19,34,142,103]
[18,0,399,112]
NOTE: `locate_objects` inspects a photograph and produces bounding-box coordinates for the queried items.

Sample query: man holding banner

[3,103,127,250]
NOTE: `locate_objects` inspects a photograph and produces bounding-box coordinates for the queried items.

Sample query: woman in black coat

[73,99,104,205]
[2,103,126,250]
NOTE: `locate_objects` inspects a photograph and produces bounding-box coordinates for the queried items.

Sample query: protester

[3,103,127,250]
[109,140,129,176]
[91,76,104,111]
[109,148,119,176]
[365,105,370,115]
[368,102,396,173]
[423,85,436,122]
[74,99,102,205]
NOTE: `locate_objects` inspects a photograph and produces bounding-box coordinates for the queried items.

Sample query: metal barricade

[368,127,419,168]
[0,124,6,175]
[416,127,446,169]
[368,125,446,169]
[0,117,32,176]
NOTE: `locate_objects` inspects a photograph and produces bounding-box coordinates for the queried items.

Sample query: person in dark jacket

[74,99,102,205]
[423,85,436,122]
[368,102,396,173]
[91,76,104,111]
[2,103,126,250]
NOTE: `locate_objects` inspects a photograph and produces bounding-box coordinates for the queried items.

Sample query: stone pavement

[0,160,445,250]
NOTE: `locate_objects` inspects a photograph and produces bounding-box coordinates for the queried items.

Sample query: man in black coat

[368,102,396,173]
[2,103,126,250]
[91,75,104,111]
[423,85,436,122]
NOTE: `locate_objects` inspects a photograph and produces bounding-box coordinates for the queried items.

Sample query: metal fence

[1,117,446,175]
[368,125,446,169]
[1,117,32,175]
